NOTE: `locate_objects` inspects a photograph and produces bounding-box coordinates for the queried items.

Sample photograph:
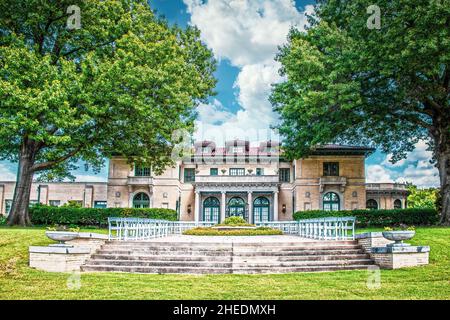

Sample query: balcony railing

[127,176,153,185]
[319,176,347,185]
[366,183,407,191]
[194,175,279,184]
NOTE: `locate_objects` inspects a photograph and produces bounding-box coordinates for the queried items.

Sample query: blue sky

[0,0,440,187]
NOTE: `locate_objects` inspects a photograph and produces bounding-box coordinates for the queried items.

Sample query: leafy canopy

[271,0,449,162]
[0,0,216,178]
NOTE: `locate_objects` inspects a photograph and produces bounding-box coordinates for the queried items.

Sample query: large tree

[271,0,450,224]
[0,0,216,225]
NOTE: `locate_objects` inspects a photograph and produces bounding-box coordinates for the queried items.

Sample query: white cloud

[366,165,394,183]
[0,163,16,181]
[369,140,440,187]
[197,99,235,125]
[185,0,313,144]
[184,0,313,66]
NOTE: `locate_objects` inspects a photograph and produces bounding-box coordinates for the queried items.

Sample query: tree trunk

[7,145,36,226]
[438,146,450,225]
[433,117,450,225]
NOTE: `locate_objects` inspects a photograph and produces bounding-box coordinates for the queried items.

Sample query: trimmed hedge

[293,208,439,227]
[30,205,177,227]
[183,227,283,236]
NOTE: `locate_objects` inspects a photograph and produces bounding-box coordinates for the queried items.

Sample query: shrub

[183,227,283,236]
[0,215,6,226]
[30,205,177,227]
[223,216,247,225]
[293,208,439,227]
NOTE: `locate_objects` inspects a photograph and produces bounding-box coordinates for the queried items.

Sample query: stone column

[221,191,226,223]
[247,191,253,224]
[194,191,200,223]
[273,190,279,221]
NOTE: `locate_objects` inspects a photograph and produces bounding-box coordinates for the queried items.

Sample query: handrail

[108,217,356,241]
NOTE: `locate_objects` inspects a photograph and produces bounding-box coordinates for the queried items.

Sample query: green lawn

[0,226,449,299]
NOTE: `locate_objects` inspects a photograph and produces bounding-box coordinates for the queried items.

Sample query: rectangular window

[256,168,264,176]
[135,165,151,177]
[279,168,290,182]
[4,200,12,216]
[229,168,245,176]
[184,168,196,182]
[210,168,218,176]
[323,162,339,176]
[94,201,107,208]
[49,200,61,207]
[162,202,169,209]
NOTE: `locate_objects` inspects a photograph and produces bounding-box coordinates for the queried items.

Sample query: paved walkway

[149,235,318,243]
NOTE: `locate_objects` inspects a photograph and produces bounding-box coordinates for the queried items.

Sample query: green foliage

[183,227,283,236]
[222,216,248,225]
[407,185,439,210]
[0,216,6,226]
[271,0,450,224]
[293,209,439,227]
[384,226,415,231]
[29,205,177,227]
[271,0,449,161]
[0,0,216,224]
[62,200,83,208]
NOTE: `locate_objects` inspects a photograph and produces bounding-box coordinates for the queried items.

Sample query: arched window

[253,197,270,222]
[366,199,378,210]
[133,192,150,208]
[323,192,340,211]
[227,197,246,219]
[394,199,402,209]
[203,197,220,222]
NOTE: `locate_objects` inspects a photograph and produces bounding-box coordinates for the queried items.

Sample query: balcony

[319,176,347,192]
[366,183,408,195]
[127,176,153,186]
[194,175,279,185]
[366,183,407,190]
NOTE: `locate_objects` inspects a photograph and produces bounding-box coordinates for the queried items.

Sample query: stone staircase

[81,240,375,274]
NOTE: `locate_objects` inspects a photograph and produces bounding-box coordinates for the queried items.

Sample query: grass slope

[0,226,449,300]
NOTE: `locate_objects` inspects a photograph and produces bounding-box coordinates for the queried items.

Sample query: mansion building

[0,140,408,222]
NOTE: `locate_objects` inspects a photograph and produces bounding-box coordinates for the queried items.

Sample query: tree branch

[30,147,81,172]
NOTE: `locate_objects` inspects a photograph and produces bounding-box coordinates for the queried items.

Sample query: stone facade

[0,141,409,221]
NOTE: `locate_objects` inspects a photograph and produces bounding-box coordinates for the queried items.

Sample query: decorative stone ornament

[382,230,415,247]
[45,231,79,247]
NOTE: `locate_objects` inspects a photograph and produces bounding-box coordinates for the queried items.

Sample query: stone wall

[29,232,106,273]
[356,232,430,269]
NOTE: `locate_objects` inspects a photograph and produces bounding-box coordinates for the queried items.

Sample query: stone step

[99,245,361,252]
[90,252,369,262]
[96,249,233,256]
[81,264,372,274]
[105,240,357,247]
[233,249,366,256]
[95,248,365,257]
[90,254,233,262]
[84,258,374,268]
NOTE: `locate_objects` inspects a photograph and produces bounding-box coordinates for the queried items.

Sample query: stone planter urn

[382,230,415,247]
[45,231,79,247]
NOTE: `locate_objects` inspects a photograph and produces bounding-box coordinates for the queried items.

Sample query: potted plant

[382,225,415,247]
[45,225,80,247]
